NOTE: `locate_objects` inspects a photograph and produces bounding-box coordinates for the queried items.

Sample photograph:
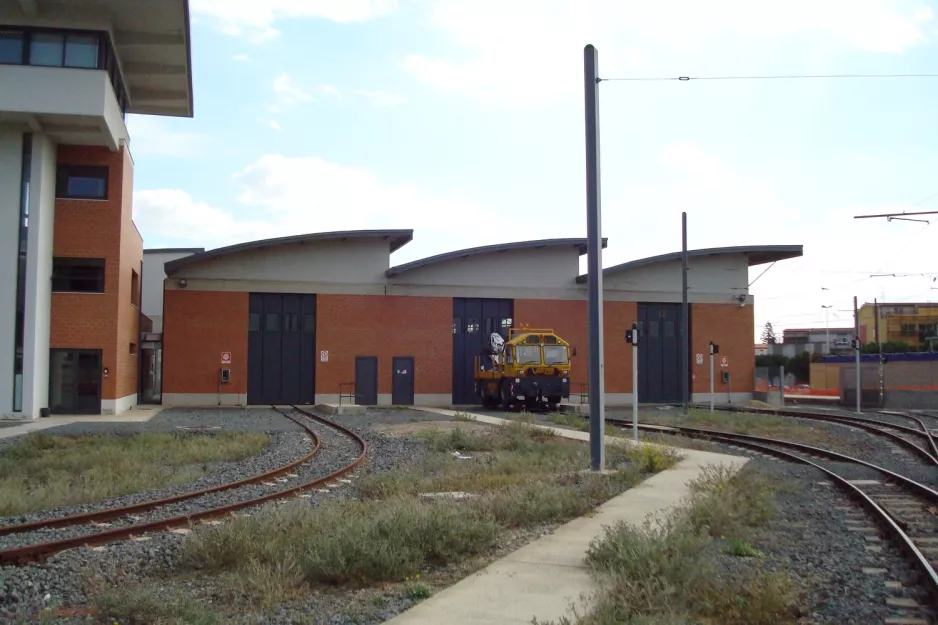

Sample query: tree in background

[761,321,778,345]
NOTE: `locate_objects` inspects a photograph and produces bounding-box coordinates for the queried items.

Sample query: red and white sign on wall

[720,356,728,368]
[221,351,232,364]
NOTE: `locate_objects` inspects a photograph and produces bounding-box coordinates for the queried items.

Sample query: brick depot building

[155,230,802,408]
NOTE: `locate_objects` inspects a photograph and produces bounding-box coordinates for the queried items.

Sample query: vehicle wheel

[547,402,558,412]
[481,394,497,409]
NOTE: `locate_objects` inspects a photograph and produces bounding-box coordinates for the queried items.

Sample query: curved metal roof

[575,245,803,284]
[164,229,414,275]
[387,238,608,278]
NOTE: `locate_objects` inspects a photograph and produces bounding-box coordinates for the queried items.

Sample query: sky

[126,0,938,342]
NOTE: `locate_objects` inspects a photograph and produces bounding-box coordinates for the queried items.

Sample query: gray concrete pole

[632,337,639,442]
[681,212,689,415]
[584,44,605,470]
[854,295,861,414]
[709,346,714,413]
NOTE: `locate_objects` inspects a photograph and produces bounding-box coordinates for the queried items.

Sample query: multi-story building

[0,0,193,419]
[858,302,938,350]
[780,327,855,355]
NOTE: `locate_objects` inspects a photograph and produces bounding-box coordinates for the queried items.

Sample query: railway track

[712,404,938,468]
[609,418,938,615]
[0,405,367,565]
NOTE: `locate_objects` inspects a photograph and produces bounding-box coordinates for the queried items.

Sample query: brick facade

[50,145,141,402]
[315,294,451,397]
[690,303,755,394]
[159,292,755,402]
[162,290,249,396]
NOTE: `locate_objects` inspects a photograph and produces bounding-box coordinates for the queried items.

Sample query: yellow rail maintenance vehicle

[474,327,573,411]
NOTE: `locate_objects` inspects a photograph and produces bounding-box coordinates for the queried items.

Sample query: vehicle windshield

[515,345,541,365]
[543,345,569,365]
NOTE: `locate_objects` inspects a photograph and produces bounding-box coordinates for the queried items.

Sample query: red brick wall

[316,294,451,397]
[116,148,142,398]
[691,303,755,394]
[162,290,249,395]
[51,145,128,400]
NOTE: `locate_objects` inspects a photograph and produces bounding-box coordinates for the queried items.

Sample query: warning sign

[721,357,728,368]
[320,350,329,363]
[695,353,703,365]
[221,351,231,364]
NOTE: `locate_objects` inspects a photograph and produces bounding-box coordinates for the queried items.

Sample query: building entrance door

[49,349,102,414]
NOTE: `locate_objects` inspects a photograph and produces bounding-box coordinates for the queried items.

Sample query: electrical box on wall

[721,371,730,384]
[220,369,231,384]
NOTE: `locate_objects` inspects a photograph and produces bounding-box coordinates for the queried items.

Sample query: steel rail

[608,419,938,607]
[674,429,938,606]
[0,408,324,536]
[0,406,367,565]
[711,404,938,466]
[880,410,938,462]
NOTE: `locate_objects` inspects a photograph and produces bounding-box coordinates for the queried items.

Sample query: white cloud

[321,84,342,98]
[268,120,283,131]
[134,155,501,254]
[586,141,938,338]
[125,116,211,158]
[191,0,399,43]
[233,54,249,61]
[403,0,932,106]
[352,89,407,107]
[272,73,310,104]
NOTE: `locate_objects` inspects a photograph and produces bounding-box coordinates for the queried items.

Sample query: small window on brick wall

[130,269,139,307]
[129,342,137,356]
[52,257,105,293]
[56,164,108,200]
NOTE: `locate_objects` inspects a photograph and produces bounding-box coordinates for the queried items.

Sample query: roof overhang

[575,245,803,284]
[1,0,193,117]
[164,230,414,276]
[387,238,608,278]
[144,247,205,255]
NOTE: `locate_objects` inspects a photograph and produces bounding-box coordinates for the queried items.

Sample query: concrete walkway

[385,408,749,625]
[0,406,164,440]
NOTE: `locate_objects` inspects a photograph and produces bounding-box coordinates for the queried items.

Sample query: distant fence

[811,353,938,409]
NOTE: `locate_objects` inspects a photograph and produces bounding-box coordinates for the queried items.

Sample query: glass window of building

[29,32,64,66]
[0,30,25,64]
[64,33,98,68]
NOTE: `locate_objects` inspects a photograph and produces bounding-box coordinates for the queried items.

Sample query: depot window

[56,164,108,200]
[52,258,105,293]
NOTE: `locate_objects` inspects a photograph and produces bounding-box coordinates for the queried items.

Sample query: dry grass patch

[639,409,844,450]
[0,431,269,515]
[171,420,682,614]
[540,464,800,625]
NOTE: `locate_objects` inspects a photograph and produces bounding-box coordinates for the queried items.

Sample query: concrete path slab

[384,408,749,625]
[0,406,164,440]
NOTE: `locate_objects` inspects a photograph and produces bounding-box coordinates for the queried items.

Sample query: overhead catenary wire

[598,73,938,82]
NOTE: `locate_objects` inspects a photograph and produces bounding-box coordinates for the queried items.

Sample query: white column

[20,134,56,419]
[0,128,23,418]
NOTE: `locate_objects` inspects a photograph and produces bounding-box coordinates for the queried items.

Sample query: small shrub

[724,538,762,558]
[686,465,777,539]
[405,576,431,601]
[625,444,683,473]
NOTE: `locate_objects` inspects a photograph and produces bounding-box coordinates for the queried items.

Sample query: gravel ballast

[0,408,315,529]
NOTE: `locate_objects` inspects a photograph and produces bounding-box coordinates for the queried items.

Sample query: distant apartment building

[754,343,768,356]
[857,302,938,350]
[766,327,854,357]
